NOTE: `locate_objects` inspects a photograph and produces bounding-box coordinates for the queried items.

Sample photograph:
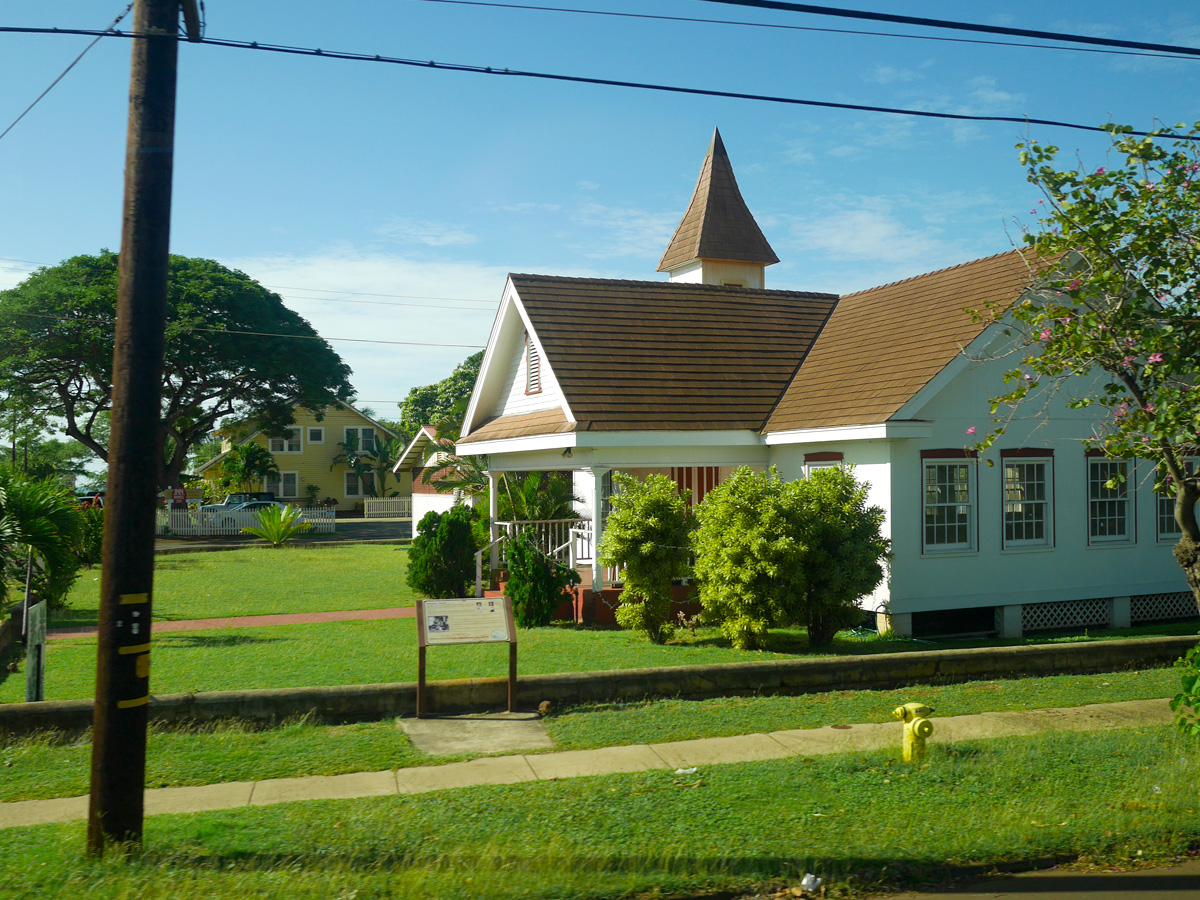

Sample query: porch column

[487,470,500,571]
[584,466,609,595]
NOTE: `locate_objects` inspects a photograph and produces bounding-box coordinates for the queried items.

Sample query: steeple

[657,128,779,288]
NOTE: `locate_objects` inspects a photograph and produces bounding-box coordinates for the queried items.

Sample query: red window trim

[1000,447,1055,458]
[804,451,844,463]
[920,448,978,459]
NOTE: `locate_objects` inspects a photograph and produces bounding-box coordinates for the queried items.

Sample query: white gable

[461,278,572,438]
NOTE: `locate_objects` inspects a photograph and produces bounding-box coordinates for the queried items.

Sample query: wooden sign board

[415,597,517,717]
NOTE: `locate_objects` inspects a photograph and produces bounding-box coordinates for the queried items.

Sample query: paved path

[0,697,1173,830]
[155,516,411,554]
[47,606,416,640]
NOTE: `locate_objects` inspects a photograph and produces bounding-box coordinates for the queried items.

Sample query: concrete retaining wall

[1,634,1195,736]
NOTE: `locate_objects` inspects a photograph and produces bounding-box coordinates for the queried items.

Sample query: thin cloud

[378,218,477,247]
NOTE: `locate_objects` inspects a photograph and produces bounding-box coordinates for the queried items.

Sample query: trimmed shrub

[597,473,695,644]
[505,531,581,627]
[693,465,889,649]
[406,505,476,598]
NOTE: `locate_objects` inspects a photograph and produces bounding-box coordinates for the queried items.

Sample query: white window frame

[1002,456,1053,549]
[265,471,299,499]
[1087,457,1133,545]
[344,470,374,498]
[922,459,976,552]
[1158,456,1199,542]
[307,427,324,445]
[345,426,376,453]
[268,428,301,454]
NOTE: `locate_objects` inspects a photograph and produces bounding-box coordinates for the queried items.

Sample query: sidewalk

[47,606,416,640]
[0,697,1174,831]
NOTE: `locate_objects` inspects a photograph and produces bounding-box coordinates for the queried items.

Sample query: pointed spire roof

[657,128,779,273]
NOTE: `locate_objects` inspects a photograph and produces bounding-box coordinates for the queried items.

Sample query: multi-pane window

[268,428,301,453]
[344,471,375,498]
[923,461,974,550]
[1088,458,1132,543]
[1003,458,1052,547]
[1159,457,1199,540]
[307,427,324,444]
[344,426,375,452]
[266,472,298,498]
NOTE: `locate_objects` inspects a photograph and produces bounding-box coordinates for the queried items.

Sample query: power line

[1,310,486,349]
[277,294,496,312]
[416,0,1200,62]
[265,284,497,304]
[0,4,134,145]
[695,0,1200,58]
[3,26,1195,139]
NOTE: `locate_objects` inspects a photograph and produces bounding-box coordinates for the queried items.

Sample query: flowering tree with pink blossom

[977,123,1200,609]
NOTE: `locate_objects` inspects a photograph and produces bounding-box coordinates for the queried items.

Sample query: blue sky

[2,1,1198,416]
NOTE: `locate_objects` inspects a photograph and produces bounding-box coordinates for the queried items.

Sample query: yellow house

[198,403,410,511]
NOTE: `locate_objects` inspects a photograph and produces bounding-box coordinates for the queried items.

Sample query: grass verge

[1,725,1197,899]
[48,545,415,628]
[0,667,1177,802]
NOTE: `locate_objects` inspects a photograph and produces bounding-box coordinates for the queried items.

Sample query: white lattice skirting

[1131,591,1198,624]
[1021,597,1110,633]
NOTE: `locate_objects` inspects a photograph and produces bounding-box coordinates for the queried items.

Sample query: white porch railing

[157,507,336,537]
[475,520,594,597]
[363,497,412,519]
[493,519,587,563]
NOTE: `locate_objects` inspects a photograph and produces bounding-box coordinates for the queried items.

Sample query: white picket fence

[494,519,587,563]
[157,507,336,537]
[363,497,413,519]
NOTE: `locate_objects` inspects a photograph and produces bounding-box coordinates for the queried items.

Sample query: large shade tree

[978,123,1200,607]
[395,351,482,445]
[0,252,354,491]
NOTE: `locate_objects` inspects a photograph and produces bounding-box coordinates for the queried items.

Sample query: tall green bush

[0,468,82,610]
[505,531,580,627]
[406,505,476,598]
[692,465,889,649]
[597,473,694,644]
[74,503,104,567]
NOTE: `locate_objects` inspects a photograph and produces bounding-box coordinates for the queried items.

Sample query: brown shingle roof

[657,128,779,272]
[509,274,837,432]
[461,408,575,445]
[764,249,1036,432]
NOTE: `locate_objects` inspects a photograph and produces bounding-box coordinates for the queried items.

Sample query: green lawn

[49,545,416,627]
[0,667,1177,803]
[1,725,1196,899]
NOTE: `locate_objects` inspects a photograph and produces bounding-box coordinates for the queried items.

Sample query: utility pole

[87,0,201,855]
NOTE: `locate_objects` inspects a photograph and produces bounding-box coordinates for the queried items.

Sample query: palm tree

[419,400,489,499]
[218,442,279,494]
[362,436,400,497]
[0,468,81,608]
[329,433,373,494]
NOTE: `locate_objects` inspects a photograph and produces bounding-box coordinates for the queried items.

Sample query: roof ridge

[509,272,835,299]
[843,247,1030,298]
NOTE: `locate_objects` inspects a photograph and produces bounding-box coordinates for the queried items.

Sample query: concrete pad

[249,770,396,806]
[524,744,667,780]
[0,794,88,829]
[770,721,895,756]
[395,756,536,793]
[1096,698,1175,725]
[400,712,553,755]
[145,780,255,816]
[649,733,793,769]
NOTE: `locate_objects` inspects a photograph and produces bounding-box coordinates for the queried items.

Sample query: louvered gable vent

[525,331,541,394]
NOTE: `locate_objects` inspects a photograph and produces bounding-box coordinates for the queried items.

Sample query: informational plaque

[415,597,517,717]
[24,600,46,703]
[419,597,511,645]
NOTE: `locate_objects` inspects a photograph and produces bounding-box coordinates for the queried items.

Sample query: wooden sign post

[415,596,517,718]
[24,600,46,703]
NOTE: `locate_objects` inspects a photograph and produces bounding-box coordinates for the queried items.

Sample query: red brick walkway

[47,606,416,640]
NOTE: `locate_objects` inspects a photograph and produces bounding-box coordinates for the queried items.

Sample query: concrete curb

[1,634,1194,735]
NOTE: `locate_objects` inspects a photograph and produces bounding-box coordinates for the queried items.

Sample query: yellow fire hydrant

[893,702,935,763]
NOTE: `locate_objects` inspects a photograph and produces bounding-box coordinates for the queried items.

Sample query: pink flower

[1144,403,1156,413]
[966,426,976,435]
[1068,279,1082,290]
[1148,352,1164,364]
[1120,356,1135,368]
[1040,328,1053,341]
[1059,317,1071,326]
[1096,167,1106,174]
[1023,373,1033,381]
